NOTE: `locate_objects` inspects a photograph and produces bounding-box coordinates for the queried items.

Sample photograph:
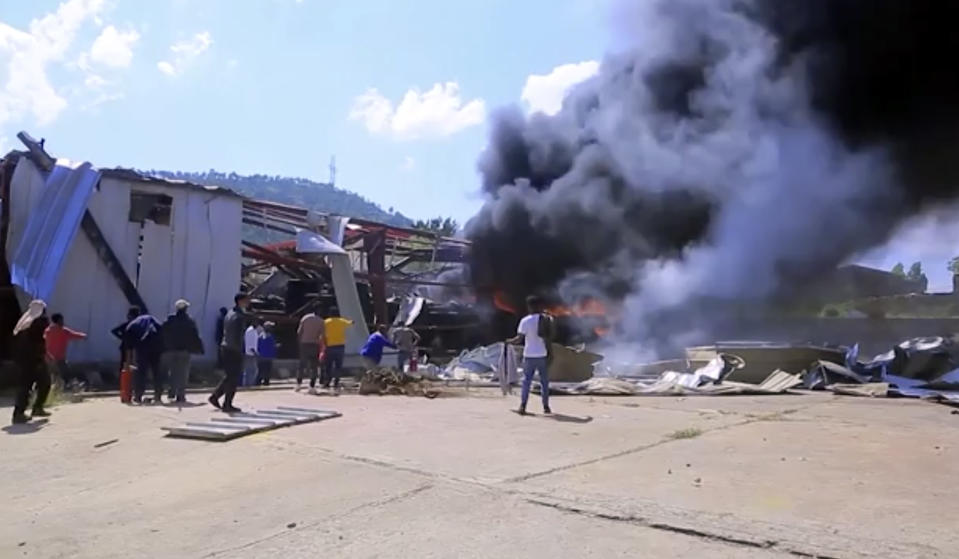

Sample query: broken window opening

[129,191,172,225]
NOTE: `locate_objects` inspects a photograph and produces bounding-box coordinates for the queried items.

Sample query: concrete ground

[2,387,958,558]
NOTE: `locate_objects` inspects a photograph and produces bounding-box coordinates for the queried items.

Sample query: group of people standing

[295,306,353,392]
[9,290,553,424]
[111,300,205,405]
[9,297,205,424]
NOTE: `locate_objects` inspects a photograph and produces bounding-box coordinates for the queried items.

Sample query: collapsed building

[0,133,480,381]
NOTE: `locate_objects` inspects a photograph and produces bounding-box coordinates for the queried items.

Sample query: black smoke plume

[466,0,959,354]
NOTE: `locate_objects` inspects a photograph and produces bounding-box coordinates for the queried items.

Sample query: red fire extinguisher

[120,365,133,403]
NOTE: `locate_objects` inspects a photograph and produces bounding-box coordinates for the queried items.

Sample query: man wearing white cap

[161,299,204,404]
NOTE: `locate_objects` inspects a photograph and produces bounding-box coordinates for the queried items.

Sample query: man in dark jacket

[162,299,205,404]
[209,293,250,413]
[124,312,165,404]
[11,300,52,424]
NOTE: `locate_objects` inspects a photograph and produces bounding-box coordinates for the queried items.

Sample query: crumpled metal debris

[810,337,959,402]
[358,368,438,398]
[544,355,801,396]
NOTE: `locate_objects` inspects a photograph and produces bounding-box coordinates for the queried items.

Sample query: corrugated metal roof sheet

[11,162,101,300]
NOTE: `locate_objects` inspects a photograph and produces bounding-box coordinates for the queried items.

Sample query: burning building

[466,0,959,355]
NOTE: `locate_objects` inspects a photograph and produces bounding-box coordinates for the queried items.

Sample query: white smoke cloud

[605,1,894,344]
[521,61,599,116]
[350,82,485,140]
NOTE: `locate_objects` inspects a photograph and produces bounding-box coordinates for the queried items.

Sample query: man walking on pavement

[162,299,204,404]
[11,300,52,424]
[124,310,166,404]
[44,313,87,389]
[296,306,324,392]
[210,293,250,413]
[391,324,420,371]
[507,295,554,416]
[321,306,352,389]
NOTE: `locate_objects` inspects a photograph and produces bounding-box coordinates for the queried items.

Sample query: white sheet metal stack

[162,406,341,441]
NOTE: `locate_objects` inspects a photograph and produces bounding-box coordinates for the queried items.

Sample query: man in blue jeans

[507,295,553,416]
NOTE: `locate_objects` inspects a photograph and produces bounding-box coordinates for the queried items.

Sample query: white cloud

[401,156,416,172]
[157,31,213,77]
[350,82,485,140]
[89,25,139,68]
[84,74,107,89]
[157,60,176,76]
[521,60,599,115]
[0,0,106,127]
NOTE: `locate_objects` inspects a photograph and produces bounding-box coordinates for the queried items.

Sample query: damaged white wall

[5,158,242,364]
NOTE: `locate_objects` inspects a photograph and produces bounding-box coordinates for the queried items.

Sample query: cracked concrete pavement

[2,388,957,558]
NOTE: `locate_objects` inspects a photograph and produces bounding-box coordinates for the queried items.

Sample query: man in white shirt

[243,319,260,387]
[507,295,554,415]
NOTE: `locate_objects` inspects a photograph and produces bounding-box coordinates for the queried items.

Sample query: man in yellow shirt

[322,307,353,389]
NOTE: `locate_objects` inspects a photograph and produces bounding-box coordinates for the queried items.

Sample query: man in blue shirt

[360,325,396,369]
[124,312,165,404]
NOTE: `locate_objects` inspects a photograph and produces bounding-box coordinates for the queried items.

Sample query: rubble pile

[358,368,439,399]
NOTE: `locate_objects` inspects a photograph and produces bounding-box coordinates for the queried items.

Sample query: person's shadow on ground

[546,413,593,424]
[2,418,49,435]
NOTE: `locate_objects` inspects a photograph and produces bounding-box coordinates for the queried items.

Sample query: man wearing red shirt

[45,313,87,388]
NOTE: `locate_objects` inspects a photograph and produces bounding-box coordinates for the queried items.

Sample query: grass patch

[667,427,703,440]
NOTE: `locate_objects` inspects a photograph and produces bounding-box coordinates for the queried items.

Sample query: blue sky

[0,0,610,225]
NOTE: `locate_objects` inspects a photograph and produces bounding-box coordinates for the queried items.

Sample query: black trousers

[134,351,164,402]
[14,360,51,416]
[256,359,273,385]
[213,349,242,407]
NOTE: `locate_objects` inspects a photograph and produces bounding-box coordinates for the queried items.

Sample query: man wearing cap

[161,299,204,404]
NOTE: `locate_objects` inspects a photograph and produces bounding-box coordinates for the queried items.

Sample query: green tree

[891,262,905,277]
[948,257,959,275]
[907,261,923,281]
[413,216,459,236]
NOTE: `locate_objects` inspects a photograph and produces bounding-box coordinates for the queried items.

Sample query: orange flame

[493,291,518,314]
[495,292,613,337]
[546,298,607,318]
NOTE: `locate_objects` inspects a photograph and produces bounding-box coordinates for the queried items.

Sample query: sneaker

[308,387,318,395]
[543,407,553,415]
[222,405,242,414]
[207,395,221,409]
[517,406,527,416]
[11,414,30,425]
[31,408,52,418]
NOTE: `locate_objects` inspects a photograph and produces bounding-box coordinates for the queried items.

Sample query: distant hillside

[144,169,413,227]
